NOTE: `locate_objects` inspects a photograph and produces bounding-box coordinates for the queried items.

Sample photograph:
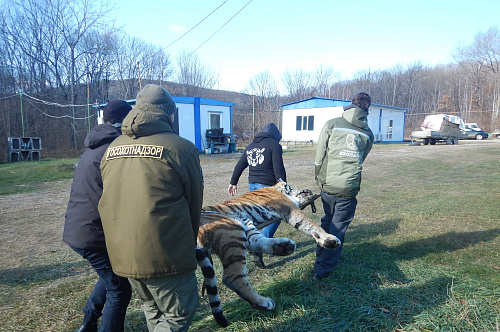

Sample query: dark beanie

[136,84,177,115]
[103,100,132,123]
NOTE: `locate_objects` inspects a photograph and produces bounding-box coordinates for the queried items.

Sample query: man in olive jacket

[313,92,374,280]
[98,84,203,331]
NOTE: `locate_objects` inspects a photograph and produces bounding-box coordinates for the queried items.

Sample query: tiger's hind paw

[271,238,296,256]
[251,297,275,311]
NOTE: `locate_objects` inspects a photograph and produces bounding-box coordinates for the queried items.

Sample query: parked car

[463,123,489,140]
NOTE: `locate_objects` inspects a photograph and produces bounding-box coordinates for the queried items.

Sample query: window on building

[209,112,222,129]
[296,115,314,131]
[296,116,302,131]
[308,116,314,130]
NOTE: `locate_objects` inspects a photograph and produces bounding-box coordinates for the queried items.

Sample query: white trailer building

[97,96,236,153]
[281,97,408,143]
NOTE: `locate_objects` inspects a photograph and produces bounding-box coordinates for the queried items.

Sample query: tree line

[240,26,500,139]
[1,0,499,161]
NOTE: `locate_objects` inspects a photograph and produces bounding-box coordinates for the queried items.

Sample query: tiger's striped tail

[195,247,229,328]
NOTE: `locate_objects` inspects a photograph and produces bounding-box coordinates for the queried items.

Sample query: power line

[164,0,230,50]
[26,99,95,120]
[24,93,92,108]
[192,0,253,53]
[0,94,18,100]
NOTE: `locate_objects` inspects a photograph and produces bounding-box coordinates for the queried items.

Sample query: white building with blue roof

[98,96,236,153]
[281,97,409,143]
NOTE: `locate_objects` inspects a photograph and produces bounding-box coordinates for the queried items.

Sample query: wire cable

[26,99,95,120]
[23,93,92,108]
[0,94,19,101]
[192,0,253,53]
[164,0,229,50]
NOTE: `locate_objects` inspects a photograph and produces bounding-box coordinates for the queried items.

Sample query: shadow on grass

[213,221,500,330]
[348,218,402,240]
[247,275,453,332]
[390,228,500,258]
[0,260,89,285]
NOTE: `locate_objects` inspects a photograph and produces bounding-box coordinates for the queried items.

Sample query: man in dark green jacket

[98,84,204,331]
[313,92,374,280]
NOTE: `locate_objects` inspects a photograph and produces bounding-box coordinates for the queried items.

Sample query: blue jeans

[314,192,357,278]
[249,183,281,238]
[71,246,132,332]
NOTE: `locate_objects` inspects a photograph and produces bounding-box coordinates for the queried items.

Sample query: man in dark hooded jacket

[63,100,132,332]
[228,123,286,267]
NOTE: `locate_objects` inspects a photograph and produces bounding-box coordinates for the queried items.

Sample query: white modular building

[98,96,236,153]
[281,97,409,142]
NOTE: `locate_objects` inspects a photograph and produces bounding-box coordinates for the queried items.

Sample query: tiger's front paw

[271,238,296,256]
[251,297,275,311]
[314,233,341,249]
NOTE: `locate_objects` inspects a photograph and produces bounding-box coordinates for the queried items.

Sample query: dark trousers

[71,246,132,332]
[314,192,357,278]
[249,182,281,238]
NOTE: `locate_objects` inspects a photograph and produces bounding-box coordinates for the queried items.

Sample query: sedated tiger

[196,181,341,327]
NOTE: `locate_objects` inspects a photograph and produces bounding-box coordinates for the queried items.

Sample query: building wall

[369,107,406,141]
[281,102,406,142]
[177,103,196,144]
[281,106,344,142]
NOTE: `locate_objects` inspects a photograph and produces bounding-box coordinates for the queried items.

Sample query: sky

[112,0,500,92]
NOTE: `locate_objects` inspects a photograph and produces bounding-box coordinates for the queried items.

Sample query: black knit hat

[103,100,132,123]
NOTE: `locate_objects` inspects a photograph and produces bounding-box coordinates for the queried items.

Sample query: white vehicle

[463,123,489,140]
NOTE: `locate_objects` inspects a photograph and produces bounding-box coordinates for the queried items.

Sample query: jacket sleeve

[314,122,330,178]
[272,143,286,182]
[362,138,373,163]
[229,151,249,185]
[181,149,204,244]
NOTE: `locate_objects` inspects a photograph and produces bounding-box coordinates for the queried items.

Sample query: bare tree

[241,70,281,136]
[175,50,218,97]
[454,26,500,128]
[2,0,115,149]
[112,35,174,99]
[312,65,339,98]
[281,68,313,100]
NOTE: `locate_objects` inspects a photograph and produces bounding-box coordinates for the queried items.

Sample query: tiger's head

[274,181,320,210]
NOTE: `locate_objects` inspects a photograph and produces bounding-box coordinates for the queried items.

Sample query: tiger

[197,181,341,325]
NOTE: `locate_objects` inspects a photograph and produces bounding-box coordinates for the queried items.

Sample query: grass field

[0,140,499,331]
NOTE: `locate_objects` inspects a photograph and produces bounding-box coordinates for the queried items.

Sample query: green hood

[121,104,174,138]
[343,107,370,129]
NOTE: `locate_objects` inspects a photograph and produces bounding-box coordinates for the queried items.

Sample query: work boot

[75,322,97,332]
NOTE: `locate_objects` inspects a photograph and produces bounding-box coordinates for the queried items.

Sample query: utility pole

[252,95,255,139]
[19,89,25,137]
[137,62,142,90]
[87,75,91,132]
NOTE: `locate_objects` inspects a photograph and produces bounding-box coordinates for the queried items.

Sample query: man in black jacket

[63,100,132,332]
[228,123,287,267]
